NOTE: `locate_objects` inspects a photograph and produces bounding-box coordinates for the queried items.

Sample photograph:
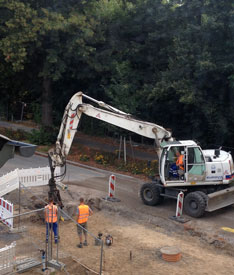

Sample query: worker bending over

[45,198,58,244]
[77,197,93,248]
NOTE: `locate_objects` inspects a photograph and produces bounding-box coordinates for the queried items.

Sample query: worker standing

[45,198,58,244]
[77,197,93,248]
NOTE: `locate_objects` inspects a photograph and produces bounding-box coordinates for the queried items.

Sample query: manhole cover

[160,246,181,262]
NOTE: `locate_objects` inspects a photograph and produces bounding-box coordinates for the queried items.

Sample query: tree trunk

[42,78,53,126]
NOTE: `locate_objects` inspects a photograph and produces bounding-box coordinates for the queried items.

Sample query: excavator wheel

[196,191,208,207]
[140,183,164,206]
[184,191,206,218]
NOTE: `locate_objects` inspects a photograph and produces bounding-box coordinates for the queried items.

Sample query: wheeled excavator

[48,92,234,217]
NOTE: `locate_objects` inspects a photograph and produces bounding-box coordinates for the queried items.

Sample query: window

[187,147,205,176]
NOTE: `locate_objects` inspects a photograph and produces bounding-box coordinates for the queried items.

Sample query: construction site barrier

[0,166,61,197]
[0,198,13,229]
[0,170,19,198]
[1,208,46,273]
[108,174,116,198]
[0,242,16,275]
[176,191,184,217]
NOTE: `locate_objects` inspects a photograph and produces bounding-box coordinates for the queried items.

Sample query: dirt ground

[1,183,234,275]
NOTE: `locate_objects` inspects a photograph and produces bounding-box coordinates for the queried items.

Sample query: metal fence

[0,241,16,275]
[0,208,44,274]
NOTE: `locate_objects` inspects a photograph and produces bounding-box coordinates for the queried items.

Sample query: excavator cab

[160,141,206,186]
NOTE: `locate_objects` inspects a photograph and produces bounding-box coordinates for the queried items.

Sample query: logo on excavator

[96,113,101,119]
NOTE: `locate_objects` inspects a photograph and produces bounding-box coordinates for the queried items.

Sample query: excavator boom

[48,91,173,206]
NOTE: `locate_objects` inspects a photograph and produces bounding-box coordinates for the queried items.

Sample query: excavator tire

[184,191,206,218]
[140,183,164,206]
[196,191,208,207]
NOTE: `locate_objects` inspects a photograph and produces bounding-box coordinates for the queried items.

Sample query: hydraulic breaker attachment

[206,185,234,212]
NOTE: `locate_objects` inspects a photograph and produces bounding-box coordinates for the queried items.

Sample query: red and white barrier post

[108,175,116,198]
[0,198,14,229]
[176,192,184,217]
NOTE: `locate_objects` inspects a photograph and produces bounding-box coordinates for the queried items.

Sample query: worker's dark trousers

[46,222,58,243]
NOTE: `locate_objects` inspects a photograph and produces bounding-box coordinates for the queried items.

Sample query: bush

[79,154,90,162]
[3,128,27,141]
[94,153,105,164]
[27,126,57,145]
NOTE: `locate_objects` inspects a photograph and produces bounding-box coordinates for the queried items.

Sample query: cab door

[160,146,185,185]
[186,146,206,182]
[159,147,167,185]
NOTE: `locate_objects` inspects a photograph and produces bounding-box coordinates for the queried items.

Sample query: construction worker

[176,151,184,171]
[77,197,93,248]
[45,198,58,244]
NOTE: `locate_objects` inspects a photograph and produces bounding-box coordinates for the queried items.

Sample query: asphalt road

[1,154,234,245]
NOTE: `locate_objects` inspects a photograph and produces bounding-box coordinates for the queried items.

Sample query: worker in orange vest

[76,197,93,248]
[45,198,58,244]
[176,151,184,171]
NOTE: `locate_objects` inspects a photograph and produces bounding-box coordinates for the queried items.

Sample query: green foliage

[0,0,234,149]
[94,153,106,165]
[30,103,41,124]
[79,154,90,162]
[0,128,27,141]
[27,126,57,145]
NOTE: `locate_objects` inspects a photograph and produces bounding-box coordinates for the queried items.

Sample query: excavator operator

[176,151,184,171]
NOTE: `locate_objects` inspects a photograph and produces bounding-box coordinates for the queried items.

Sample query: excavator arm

[48,91,173,206]
[77,92,173,156]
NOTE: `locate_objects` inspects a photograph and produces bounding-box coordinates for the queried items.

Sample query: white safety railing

[0,170,19,198]
[0,242,16,275]
[0,166,61,197]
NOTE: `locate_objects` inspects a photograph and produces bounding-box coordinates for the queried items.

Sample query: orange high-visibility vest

[77,205,89,224]
[176,154,184,170]
[45,204,58,223]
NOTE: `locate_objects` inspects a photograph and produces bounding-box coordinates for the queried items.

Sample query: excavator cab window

[187,147,206,182]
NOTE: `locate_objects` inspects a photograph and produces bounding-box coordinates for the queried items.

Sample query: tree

[0,0,98,125]
[148,0,234,147]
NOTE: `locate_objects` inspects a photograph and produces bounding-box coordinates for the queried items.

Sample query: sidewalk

[0,120,36,133]
[0,120,157,161]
